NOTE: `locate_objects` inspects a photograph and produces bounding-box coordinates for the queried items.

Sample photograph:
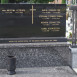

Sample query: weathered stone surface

[0,66,77,77]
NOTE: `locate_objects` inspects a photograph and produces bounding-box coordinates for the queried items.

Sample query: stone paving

[0,66,77,77]
[74,68,77,73]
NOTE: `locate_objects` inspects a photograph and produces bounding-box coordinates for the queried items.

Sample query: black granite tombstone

[0,4,66,43]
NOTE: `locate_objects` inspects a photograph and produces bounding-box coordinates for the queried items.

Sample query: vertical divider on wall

[70,5,77,47]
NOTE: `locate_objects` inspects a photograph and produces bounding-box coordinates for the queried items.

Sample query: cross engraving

[30,5,36,24]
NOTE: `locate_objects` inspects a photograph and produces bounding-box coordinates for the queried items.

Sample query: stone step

[0,66,77,77]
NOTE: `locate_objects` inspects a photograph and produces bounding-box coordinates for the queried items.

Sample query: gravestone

[0,4,72,69]
[0,4,66,43]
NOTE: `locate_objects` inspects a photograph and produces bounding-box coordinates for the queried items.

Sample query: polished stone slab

[0,4,66,38]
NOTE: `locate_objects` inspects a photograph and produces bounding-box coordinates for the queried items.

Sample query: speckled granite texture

[0,42,72,69]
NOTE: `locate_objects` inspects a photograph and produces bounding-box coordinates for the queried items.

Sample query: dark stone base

[0,42,71,69]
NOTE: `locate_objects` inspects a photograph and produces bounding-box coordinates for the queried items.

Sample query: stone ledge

[0,42,71,48]
[70,48,77,54]
[0,66,77,77]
